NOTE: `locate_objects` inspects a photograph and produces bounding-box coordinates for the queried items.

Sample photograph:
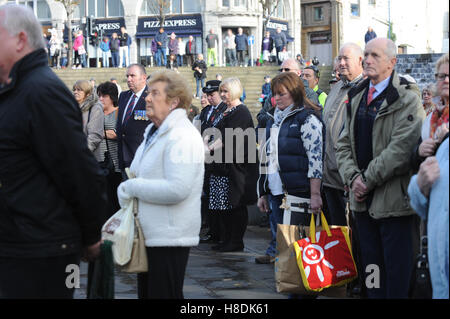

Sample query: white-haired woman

[204,77,258,252]
[117,70,204,299]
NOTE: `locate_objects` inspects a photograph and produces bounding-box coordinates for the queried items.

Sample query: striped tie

[123,94,137,124]
[367,87,376,105]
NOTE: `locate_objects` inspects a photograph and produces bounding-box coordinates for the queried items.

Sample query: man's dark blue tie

[123,94,137,124]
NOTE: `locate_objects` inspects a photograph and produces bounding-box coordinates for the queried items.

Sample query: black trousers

[323,186,347,226]
[219,206,248,247]
[137,247,190,299]
[0,253,81,299]
[353,212,414,298]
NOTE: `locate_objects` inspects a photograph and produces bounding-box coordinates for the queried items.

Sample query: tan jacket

[322,75,363,190]
[336,71,425,219]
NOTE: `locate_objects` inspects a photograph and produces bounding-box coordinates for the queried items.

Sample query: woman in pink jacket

[73,30,86,69]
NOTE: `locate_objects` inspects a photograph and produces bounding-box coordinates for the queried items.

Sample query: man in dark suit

[116,63,150,174]
[198,80,227,244]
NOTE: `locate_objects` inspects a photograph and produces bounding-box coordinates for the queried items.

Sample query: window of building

[97,0,106,17]
[234,0,247,7]
[16,0,50,20]
[36,0,51,20]
[271,0,286,19]
[107,0,124,17]
[314,7,324,21]
[73,0,124,18]
[140,0,201,15]
[368,0,376,6]
[222,0,230,7]
[183,0,201,13]
[350,1,360,17]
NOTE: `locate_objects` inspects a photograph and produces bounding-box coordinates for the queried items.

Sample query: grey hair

[127,63,147,76]
[340,42,364,58]
[385,39,397,59]
[0,4,45,50]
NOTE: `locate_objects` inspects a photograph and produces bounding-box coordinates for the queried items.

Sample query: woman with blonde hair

[72,80,104,161]
[422,83,436,115]
[117,70,204,299]
[204,77,258,252]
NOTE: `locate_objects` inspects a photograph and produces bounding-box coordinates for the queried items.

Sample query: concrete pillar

[331,0,343,61]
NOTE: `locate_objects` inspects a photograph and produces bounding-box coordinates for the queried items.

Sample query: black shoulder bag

[409,219,433,299]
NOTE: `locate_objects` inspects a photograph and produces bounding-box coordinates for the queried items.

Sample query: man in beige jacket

[322,43,364,226]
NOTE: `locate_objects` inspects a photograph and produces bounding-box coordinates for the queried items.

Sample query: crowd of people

[0,4,448,300]
[44,25,307,70]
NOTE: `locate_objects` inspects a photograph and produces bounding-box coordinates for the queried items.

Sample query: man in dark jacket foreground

[0,4,106,298]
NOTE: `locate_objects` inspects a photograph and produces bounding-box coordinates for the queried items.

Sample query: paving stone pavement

[74,225,288,299]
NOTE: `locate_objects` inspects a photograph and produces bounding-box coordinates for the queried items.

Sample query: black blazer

[116,87,150,169]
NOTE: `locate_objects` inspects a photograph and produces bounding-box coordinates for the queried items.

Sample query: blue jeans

[196,78,205,98]
[111,51,119,67]
[156,48,166,66]
[80,54,87,68]
[265,194,284,257]
[102,51,109,67]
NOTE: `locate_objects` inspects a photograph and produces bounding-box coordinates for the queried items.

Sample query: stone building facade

[1,0,302,67]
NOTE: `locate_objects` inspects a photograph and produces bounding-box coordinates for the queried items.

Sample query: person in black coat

[185,35,197,66]
[204,77,258,252]
[192,53,207,98]
[0,4,106,298]
[116,63,150,173]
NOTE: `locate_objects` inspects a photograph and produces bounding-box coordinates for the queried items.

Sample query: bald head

[367,37,397,59]
[364,37,397,84]
[280,58,303,77]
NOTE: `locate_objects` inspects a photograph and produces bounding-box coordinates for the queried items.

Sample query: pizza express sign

[138,14,202,34]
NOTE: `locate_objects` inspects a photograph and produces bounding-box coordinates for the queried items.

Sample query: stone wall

[395,53,445,90]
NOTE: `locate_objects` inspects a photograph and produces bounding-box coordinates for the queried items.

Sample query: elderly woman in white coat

[117,70,205,299]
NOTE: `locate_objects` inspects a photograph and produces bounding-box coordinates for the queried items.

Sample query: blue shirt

[408,138,449,299]
[369,76,390,100]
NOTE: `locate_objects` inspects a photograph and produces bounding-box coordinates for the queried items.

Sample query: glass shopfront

[136,14,203,66]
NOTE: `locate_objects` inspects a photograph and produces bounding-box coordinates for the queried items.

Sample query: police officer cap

[202,80,221,93]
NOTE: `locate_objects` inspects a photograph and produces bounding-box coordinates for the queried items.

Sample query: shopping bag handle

[124,168,138,216]
[309,211,332,243]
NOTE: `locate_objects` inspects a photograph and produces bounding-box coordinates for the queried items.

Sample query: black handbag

[99,126,115,177]
[409,219,432,299]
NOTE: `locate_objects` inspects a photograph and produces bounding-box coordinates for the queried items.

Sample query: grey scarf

[273,104,295,128]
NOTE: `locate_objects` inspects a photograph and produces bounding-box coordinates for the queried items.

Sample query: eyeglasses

[278,68,291,72]
[435,73,449,81]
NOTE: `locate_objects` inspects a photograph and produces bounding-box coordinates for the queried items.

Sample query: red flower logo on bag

[301,235,340,283]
